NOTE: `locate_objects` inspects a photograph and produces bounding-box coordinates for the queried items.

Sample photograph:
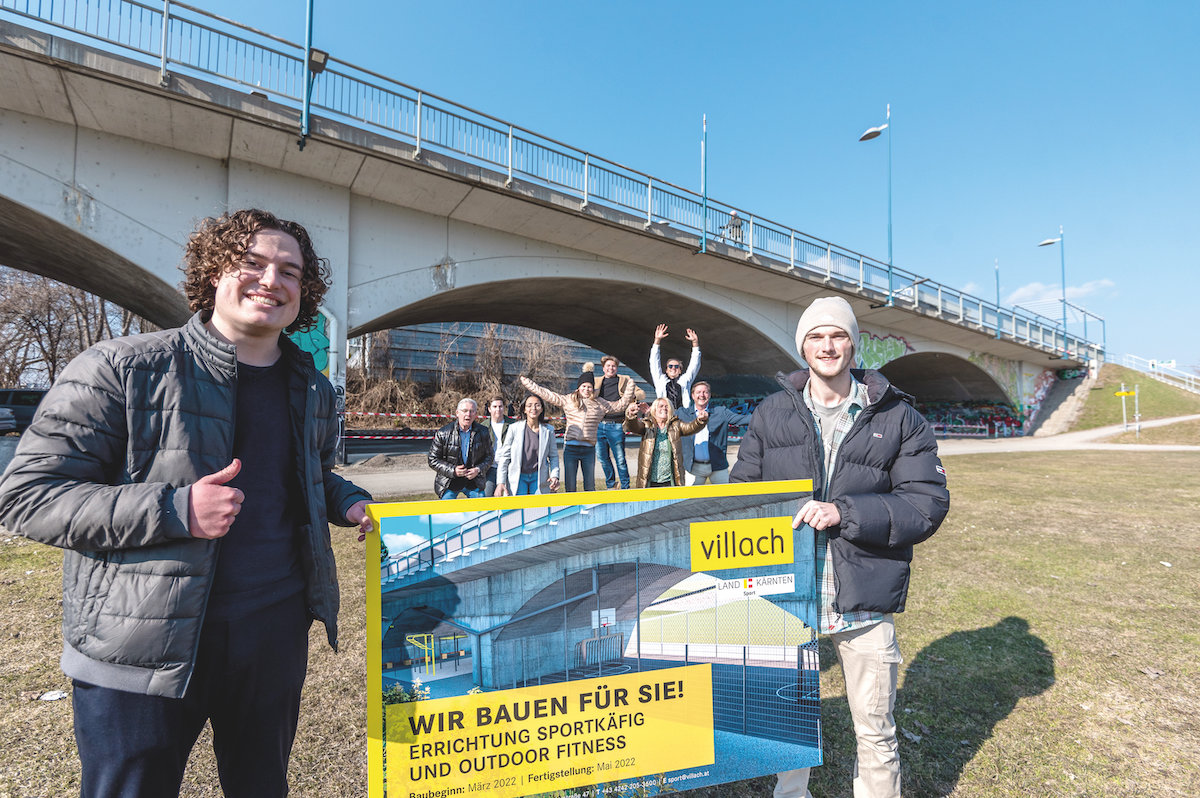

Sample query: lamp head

[858,123,888,142]
[308,48,329,74]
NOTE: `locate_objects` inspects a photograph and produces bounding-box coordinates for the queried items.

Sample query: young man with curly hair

[0,208,373,797]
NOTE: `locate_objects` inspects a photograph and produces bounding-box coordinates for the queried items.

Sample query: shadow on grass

[809,616,1055,797]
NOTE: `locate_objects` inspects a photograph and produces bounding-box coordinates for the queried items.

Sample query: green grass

[1073,363,1200,431]
[640,599,813,646]
[4,454,1200,797]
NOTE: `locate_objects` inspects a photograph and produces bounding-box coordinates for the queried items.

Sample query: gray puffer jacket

[730,368,949,615]
[0,313,370,698]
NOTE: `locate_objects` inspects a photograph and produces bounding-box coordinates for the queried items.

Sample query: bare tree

[0,266,154,387]
[343,323,577,423]
[510,326,569,394]
[435,324,466,395]
[472,323,505,400]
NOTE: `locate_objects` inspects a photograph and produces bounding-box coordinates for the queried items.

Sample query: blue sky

[379,512,470,559]
[200,0,1199,370]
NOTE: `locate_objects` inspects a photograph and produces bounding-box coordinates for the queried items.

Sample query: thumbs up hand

[188,459,244,540]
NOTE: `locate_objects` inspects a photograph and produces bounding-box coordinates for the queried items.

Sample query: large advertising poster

[367,480,820,798]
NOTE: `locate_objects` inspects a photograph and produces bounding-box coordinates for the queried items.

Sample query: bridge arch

[0,195,188,328]
[359,274,801,383]
[878,351,1012,405]
[492,562,692,647]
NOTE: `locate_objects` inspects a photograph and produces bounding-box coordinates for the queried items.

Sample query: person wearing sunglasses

[649,323,701,410]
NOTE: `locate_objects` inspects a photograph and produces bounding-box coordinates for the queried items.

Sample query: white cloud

[383,532,426,554]
[961,281,981,296]
[1005,278,1115,306]
[432,512,476,524]
[1006,278,1116,323]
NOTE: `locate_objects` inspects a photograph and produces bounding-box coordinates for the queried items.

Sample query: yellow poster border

[364,478,811,797]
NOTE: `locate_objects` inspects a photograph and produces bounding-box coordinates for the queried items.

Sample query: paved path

[341,444,648,501]
[341,415,1200,500]
[936,413,1200,455]
[345,468,442,500]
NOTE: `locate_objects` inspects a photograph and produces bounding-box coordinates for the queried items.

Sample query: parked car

[0,389,48,432]
[0,408,15,434]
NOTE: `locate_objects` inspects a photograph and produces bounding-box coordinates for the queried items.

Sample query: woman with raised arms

[519,363,634,492]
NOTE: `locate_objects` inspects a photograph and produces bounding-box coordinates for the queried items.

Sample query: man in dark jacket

[428,398,494,498]
[731,296,949,798]
[0,209,373,797]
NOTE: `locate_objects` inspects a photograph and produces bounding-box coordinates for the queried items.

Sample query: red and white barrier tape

[346,411,451,419]
[344,434,436,440]
[345,410,567,421]
[344,431,575,441]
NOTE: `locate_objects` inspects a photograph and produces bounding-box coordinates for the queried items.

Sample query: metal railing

[2,0,1105,361]
[1121,355,1200,395]
[381,503,596,583]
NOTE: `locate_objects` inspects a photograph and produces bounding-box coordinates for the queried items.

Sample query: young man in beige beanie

[732,295,949,798]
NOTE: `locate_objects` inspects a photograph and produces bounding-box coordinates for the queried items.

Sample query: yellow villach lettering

[689,517,795,570]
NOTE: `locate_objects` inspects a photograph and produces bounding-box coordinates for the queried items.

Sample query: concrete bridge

[0,7,1099,420]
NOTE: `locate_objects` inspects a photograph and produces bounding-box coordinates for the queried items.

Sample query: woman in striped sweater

[519,363,634,492]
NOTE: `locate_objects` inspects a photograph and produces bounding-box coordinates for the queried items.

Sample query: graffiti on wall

[968,351,1057,421]
[289,312,346,460]
[1024,369,1057,425]
[289,314,331,376]
[857,332,914,370]
[968,352,1020,406]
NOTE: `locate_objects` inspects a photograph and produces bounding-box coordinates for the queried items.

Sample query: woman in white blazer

[494,395,561,495]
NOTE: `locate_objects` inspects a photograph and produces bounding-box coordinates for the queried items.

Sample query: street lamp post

[994,258,1001,338]
[700,114,708,254]
[298,0,329,151]
[859,104,893,304]
[1037,225,1067,357]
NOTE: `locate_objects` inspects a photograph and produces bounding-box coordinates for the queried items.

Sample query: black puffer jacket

[730,369,949,614]
[0,313,370,698]
[427,421,494,497]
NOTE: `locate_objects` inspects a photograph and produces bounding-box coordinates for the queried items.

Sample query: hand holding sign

[792,499,841,532]
[346,500,372,542]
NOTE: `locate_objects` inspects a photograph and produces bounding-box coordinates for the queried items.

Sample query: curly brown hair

[182,208,330,333]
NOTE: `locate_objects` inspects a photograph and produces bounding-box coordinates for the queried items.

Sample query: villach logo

[688,516,795,570]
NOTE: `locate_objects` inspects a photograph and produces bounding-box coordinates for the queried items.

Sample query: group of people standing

[427,324,751,498]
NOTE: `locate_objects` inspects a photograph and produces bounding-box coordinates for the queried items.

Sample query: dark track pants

[73,592,311,798]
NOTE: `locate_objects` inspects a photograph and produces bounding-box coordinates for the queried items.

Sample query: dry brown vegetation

[0,267,154,388]
[347,324,572,428]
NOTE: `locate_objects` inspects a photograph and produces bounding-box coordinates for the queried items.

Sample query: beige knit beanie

[795,296,859,363]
